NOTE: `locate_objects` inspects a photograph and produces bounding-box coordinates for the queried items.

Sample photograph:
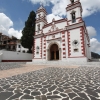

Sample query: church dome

[37,4,46,11]
[36,5,47,14]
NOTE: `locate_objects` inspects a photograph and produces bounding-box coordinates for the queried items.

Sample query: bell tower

[35,5,47,35]
[66,0,83,25]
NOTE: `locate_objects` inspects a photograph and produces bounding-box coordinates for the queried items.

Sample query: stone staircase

[26,60,100,67]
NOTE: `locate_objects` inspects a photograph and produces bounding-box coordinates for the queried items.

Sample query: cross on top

[40,2,43,6]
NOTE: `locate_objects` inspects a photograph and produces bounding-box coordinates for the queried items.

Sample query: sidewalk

[0,64,78,79]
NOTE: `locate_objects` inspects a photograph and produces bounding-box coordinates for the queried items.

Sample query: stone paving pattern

[0,62,26,71]
[0,67,100,100]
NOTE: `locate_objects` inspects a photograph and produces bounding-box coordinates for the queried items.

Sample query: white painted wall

[0,50,32,61]
[34,38,41,58]
[36,22,45,33]
[69,28,83,57]
[47,33,61,40]
[84,33,91,60]
[43,26,51,33]
[37,12,44,18]
[0,51,3,62]
[65,31,68,59]
[43,21,67,34]
[67,7,81,25]
[56,22,67,29]
[16,43,28,53]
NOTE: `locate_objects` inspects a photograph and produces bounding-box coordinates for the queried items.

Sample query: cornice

[43,19,67,29]
[47,37,61,43]
[66,2,82,12]
[34,34,44,39]
[66,22,84,30]
[45,29,63,36]
[36,18,47,24]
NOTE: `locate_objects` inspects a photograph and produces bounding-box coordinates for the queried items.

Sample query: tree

[21,11,36,53]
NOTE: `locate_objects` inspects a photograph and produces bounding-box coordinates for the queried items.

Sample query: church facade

[33,0,91,62]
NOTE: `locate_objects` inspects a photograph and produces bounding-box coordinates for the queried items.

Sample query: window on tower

[71,11,76,23]
[37,24,40,32]
[71,0,74,4]
[38,14,41,19]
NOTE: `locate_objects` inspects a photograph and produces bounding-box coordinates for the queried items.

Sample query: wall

[16,43,28,53]
[0,51,3,62]
[0,50,32,62]
[68,28,83,57]
[34,38,41,59]
[67,7,81,25]
[43,21,67,34]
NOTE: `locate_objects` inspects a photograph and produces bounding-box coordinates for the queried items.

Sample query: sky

[0,0,100,54]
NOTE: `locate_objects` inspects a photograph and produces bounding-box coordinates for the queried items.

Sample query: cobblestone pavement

[0,67,100,100]
[0,62,26,70]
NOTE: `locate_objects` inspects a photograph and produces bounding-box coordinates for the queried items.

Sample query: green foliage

[21,11,36,53]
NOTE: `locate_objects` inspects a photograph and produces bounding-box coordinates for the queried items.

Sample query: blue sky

[0,0,100,54]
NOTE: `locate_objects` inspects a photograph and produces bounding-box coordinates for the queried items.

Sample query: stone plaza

[0,62,100,100]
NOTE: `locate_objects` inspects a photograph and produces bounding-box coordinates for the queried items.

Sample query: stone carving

[50,23,57,32]
[52,35,55,38]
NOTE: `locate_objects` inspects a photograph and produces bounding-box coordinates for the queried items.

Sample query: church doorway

[50,44,59,60]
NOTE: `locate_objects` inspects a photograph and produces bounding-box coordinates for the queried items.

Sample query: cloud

[0,13,22,39]
[28,0,67,16]
[81,0,100,17]
[86,26,100,53]
[28,0,100,18]
[87,26,97,38]
[8,28,22,39]
[51,0,67,16]
[47,14,62,23]
[0,13,13,30]
[28,0,50,6]
[90,38,100,54]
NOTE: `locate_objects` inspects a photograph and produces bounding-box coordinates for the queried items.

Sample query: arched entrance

[50,44,59,60]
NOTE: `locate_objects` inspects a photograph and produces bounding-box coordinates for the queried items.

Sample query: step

[26,61,100,67]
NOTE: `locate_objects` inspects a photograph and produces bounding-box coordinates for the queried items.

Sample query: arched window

[38,14,41,19]
[37,24,40,32]
[71,0,74,4]
[71,11,76,23]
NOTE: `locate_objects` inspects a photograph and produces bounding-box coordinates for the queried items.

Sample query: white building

[16,42,28,53]
[32,0,91,62]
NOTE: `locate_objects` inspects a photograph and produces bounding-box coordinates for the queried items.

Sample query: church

[32,0,91,62]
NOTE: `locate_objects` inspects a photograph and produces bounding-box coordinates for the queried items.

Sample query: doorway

[50,44,59,60]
